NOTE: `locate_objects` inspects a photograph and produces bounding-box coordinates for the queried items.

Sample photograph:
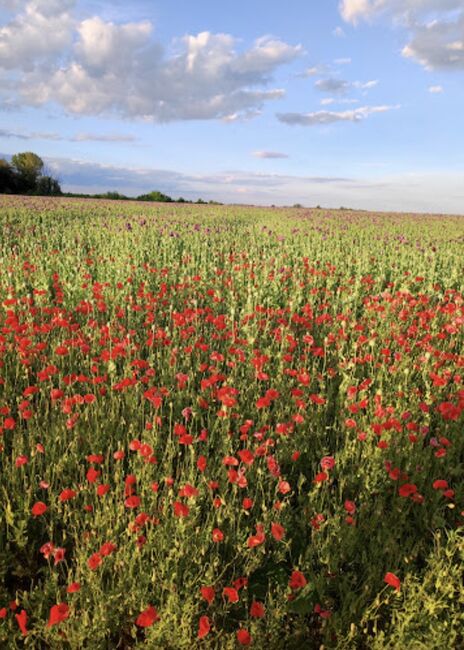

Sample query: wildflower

[48,603,69,627]
[384,572,401,591]
[197,615,211,639]
[200,586,215,605]
[237,629,252,645]
[15,610,28,636]
[212,528,224,542]
[31,501,47,516]
[289,570,307,590]
[135,605,159,627]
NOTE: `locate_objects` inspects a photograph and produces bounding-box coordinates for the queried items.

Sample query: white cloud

[402,15,464,69]
[298,64,329,77]
[340,0,464,24]
[0,4,302,121]
[221,109,262,123]
[0,0,75,70]
[333,26,346,37]
[19,29,300,120]
[428,84,444,92]
[71,132,137,142]
[340,0,464,70]
[315,78,351,93]
[334,57,352,64]
[315,77,379,93]
[277,104,399,125]
[75,16,153,74]
[353,79,379,89]
[252,151,289,158]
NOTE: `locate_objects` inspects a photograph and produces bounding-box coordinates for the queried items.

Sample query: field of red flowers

[0,195,463,649]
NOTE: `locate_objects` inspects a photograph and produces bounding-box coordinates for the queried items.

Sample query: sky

[1,0,463,212]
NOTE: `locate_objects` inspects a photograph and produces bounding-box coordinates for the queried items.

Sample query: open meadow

[0,196,463,649]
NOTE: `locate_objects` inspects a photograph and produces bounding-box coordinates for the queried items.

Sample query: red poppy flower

[212,528,224,542]
[223,587,239,603]
[173,501,189,517]
[320,456,335,470]
[15,609,28,636]
[313,472,328,484]
[289,570,307,590]
[237,629,252,646]
[87,552,102,570]
[31,501,47,516]
[197,615,211,639]
[48,603,69,627]
[384,572,401,591]
[125,495,141,508]
[398,483,417,498]
[86,467,100,483]
[99,542,117,556]
[59,488,77,502]
[344,500,356,514]
[67,582,81,594]
[135,605,159,627]
[278,480,291,494]
[250,600,265,618]
[200,586,215,605]
[97,484,110,497]
[197,455,207,472]
[271,522,285,541]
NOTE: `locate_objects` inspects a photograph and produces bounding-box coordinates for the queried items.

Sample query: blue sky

[1,0,463,211]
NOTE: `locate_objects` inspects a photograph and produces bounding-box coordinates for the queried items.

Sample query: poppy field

[0,195,463,649]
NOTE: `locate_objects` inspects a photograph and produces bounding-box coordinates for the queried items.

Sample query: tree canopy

[0,152,61,196]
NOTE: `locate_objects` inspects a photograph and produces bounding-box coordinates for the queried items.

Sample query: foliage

[0,196,463,648]
[1,152,61,196]
[137,190,173,202]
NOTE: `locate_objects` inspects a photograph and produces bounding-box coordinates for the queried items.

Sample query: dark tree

[35,175,62,196]
[0,159,16,193]
[11,151,44,193]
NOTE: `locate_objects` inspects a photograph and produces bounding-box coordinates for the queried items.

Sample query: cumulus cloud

[252,151,289,158]
[277,104,399,125]
[0,4,302,121]
[428,84,444,92]
[402,15,464,69]
[0,0,75,70]
[20,28,299,121]
[340,0,463,24]
[339,0,464,70]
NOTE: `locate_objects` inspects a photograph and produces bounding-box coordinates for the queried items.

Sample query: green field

[0,196,463,649]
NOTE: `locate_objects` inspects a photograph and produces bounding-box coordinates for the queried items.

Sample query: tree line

[0,152,62,195]
[0,151,221,204]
